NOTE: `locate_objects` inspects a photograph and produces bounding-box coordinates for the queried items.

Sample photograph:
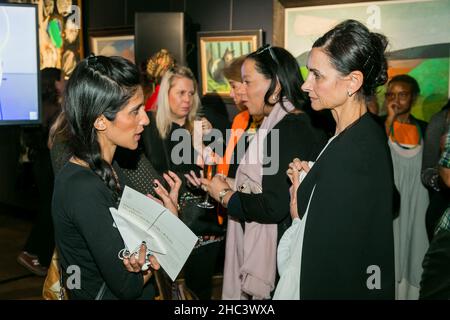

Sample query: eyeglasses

[385,91,411,101]
[255,44,280,67]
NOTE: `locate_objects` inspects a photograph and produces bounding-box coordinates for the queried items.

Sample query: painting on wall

[197,30,263,97]
[8,0,84,78]
[39,0,84,78]
[89,28,135,63]
[285,0,450,121]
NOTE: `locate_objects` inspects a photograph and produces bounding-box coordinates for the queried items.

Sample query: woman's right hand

[286,158,310,219]
[122,243,160,284]
[287,158,310,184]
[123,243,160,272]
[385,98,397,131]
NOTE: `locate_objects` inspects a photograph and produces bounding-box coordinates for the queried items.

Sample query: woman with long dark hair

[52,55,179,300]
[201,46,326,299]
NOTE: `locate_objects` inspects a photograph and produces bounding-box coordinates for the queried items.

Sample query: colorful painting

[198,30,263,97]
[90,32,135,63]
[285,0,450,121]
[8,0,84,78]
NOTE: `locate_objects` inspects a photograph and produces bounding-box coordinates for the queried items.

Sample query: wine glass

[197,157,217,209]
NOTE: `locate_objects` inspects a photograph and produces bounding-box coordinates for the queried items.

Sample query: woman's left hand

[200,174,231,202]
[151,178,179,216]
[162,170,182,205]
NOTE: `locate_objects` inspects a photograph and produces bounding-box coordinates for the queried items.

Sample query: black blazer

[297,112,396,299]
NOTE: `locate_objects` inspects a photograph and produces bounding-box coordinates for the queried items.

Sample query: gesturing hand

[286,158,310,219]
[162,170,182,206]
[184,170,202,189]
[148,175,180,216]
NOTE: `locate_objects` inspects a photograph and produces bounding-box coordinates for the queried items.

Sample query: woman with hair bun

[278,20,396,299]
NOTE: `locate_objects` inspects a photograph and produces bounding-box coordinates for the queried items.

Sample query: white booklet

[109,185,198,281]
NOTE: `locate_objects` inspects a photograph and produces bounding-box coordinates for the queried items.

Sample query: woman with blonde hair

[142,65,210,175]
[144,49,176,111]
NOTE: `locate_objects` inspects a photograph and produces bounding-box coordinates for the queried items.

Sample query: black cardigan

[227,112,327,242]
[297,112,396,299]
[52,162,156,300]
[142,112,200,175]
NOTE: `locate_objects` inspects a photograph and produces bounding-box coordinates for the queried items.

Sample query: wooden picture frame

[197,30,263,97]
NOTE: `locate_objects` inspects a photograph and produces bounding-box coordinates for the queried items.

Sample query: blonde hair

[156,66,200,139]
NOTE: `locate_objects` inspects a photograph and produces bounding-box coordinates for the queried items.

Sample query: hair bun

[369,32,389,87]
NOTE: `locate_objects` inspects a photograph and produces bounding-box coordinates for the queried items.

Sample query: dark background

[0,0,273,210]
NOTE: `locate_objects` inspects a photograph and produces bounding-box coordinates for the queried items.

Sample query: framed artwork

[197,30,263,97]
[89,27,135,63]
[282,0,450,121]
[8,0,84,78]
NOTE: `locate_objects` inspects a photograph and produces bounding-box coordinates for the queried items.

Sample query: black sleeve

[227,191,245,220]
[300,137,395,299]
[421,111,445,188]
[68,175,144,299]
[420,228,450,299]
[142,112,169,174]
[235,117,325,224]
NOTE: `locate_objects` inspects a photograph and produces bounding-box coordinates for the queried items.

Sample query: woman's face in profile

[239,59,270,117]
[301,48,349,111]
[104,87,149,150]
[168,76,195,120]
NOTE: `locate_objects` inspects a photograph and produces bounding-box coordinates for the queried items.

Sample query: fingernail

[153,183,158,188]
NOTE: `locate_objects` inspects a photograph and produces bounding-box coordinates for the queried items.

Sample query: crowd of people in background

[15,19,450,300]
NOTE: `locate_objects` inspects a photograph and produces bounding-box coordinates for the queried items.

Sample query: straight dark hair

[63,55,140,198]
[247,46,308,111]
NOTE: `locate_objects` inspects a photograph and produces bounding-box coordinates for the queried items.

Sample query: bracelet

[430,173,441,192]
[219,188,232,207]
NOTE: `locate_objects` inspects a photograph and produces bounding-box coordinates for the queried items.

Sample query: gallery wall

[0,0,273,209]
